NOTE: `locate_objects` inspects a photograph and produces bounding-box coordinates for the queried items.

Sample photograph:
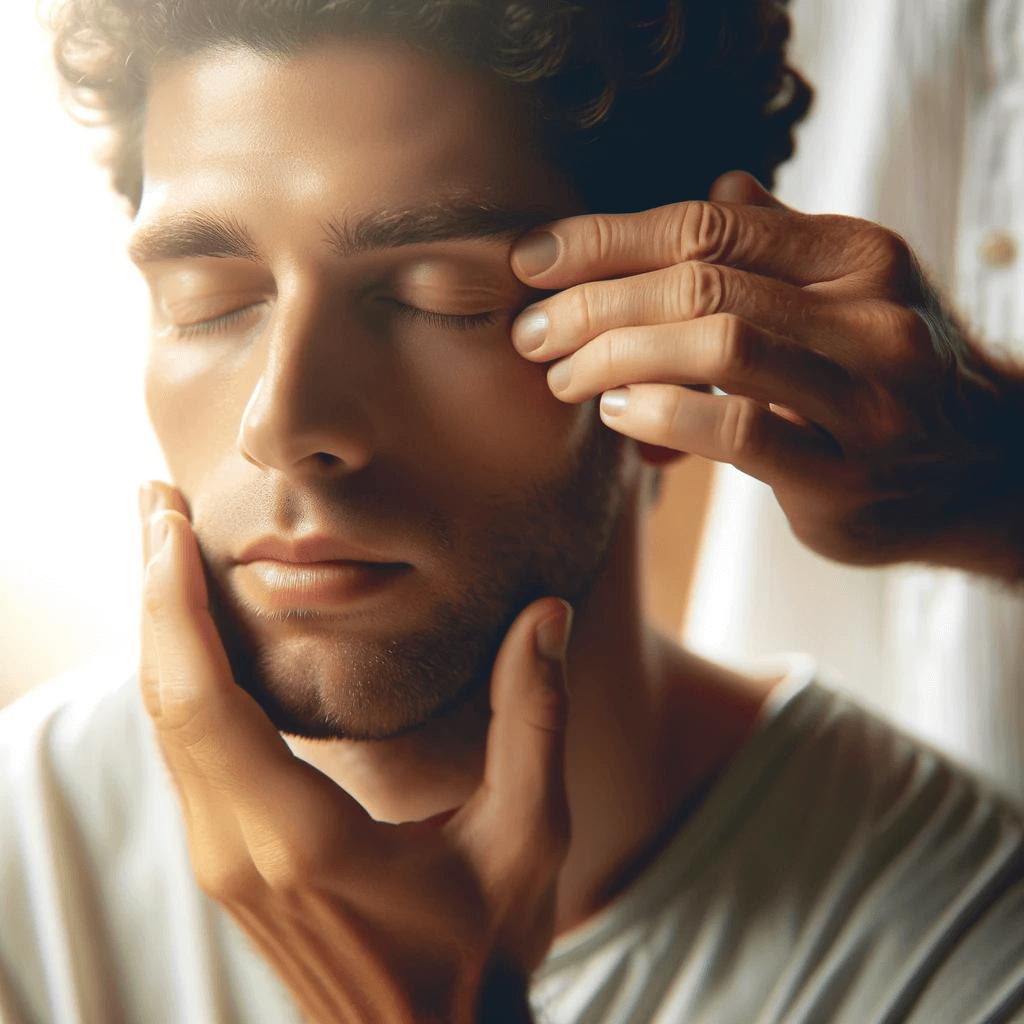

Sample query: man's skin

[136,37,770,1023]
[133,24,1024,1024]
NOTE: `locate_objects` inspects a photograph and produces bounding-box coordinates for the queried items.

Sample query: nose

[237,285,377,479]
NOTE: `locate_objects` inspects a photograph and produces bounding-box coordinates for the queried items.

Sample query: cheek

[408,336,593,481]
[144,342,250,493]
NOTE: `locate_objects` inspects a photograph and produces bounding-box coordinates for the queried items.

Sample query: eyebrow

[128,201,554,266]
[323,202,554,258]
[128,213,260,265]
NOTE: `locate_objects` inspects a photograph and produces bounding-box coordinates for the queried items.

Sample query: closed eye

[385,300,498,332]
[170,299,499,340]
[173,303,266,340]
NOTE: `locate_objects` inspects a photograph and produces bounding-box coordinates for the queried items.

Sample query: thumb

[709,170,785,209]
[474,598,573,871]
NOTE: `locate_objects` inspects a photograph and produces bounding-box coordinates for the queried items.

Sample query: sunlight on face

[136,37,630,741]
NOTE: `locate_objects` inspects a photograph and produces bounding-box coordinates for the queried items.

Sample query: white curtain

[686,0,1024,797]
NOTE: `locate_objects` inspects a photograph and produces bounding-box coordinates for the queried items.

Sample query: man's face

[135,37,631,741]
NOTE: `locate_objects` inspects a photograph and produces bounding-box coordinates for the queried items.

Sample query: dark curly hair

[52,0,811,217]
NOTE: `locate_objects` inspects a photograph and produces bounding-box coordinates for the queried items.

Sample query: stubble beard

[203,420,631,742]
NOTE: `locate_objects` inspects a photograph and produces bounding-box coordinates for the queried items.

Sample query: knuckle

[522,679,569,735]
[139,663,159,702]
[194,857,260,904]
[856,301,934,366]
[719,396,768,463]
[159,690,213,746]
[889,306,935,362]
[143,570,166,618]
[676,261,725,318]
[603,326,641,377]
[586,213,620,266]
[713,314,759,380]
[859,385,910,446]
[658,386,691,446]
[858,225,915,283]
[567,281,600,339]
[584,326,636,389]
[251,839,319,891]
[676,201,730,263]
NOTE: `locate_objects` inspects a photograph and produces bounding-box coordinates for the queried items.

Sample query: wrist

[924,345,1024,581]
[928,481,1024,582]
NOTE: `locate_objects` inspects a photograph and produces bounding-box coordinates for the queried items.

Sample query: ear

[638,442,687,467]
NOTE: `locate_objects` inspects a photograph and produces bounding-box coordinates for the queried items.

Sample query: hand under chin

[282,703,489,824]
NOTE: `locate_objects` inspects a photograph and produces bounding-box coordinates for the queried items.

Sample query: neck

[550,500,775,934]
[287,492,774,936]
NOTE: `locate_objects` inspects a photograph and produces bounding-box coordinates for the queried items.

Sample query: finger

[510,199,874,291]
[139,480,190,560]
[464,598,572,880]
[139,481,189,718]
[141,506,256,884]
[544,314,859,434]
[598,383,840,490]
[511,260,828,363]
[707,170,785,208]
[144,510,378,882]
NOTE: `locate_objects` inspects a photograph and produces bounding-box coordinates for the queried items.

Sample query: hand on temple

[138,482,570,1024]
[510,172,1024,581]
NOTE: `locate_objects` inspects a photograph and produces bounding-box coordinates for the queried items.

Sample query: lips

[232,535,411,611]
[236,534,401,566]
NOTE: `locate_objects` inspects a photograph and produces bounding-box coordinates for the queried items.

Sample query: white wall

[0,4,168,706]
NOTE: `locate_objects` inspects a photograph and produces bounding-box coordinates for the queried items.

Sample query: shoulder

[1,654,140,731]
[0,655,181,886]
[539,666,1024,1023]
[747,671,1024,904]
[0,659,180,1023]
[1,654,138,762]
[745,673,1024,1022]
[0,656,155,803]
[0,654,167,885]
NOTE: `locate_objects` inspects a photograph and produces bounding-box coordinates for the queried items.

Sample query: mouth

[232,535,412,612]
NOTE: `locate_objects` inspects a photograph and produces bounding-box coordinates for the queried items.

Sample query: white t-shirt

[2,659,1024,1024]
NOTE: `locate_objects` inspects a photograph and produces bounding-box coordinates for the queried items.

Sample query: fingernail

[148,512,172,556]
[138,481,160,521]
[512,306,548,353]
[600,388,630,416]
[547,358,572,393]
[513,231,559,278]
[535,603,572,662]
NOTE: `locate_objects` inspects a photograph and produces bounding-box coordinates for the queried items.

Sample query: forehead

[138,37,563,227]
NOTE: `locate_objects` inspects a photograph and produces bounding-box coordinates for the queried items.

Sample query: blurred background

[0,2,167,707]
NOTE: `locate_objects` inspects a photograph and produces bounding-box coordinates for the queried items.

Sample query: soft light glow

[0,4,168,705]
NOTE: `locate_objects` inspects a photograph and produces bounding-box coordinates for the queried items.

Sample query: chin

[206,584,514,741]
